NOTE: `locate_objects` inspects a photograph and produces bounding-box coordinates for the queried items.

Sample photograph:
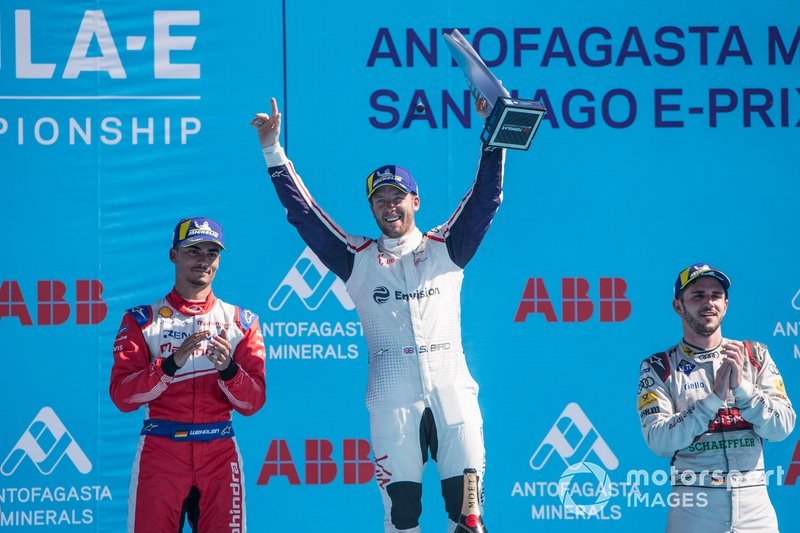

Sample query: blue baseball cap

[674,263,730,298]
[366,165,418,199]
[172,217,225,249]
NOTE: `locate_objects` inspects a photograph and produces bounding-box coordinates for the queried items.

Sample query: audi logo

[639,377,655,393]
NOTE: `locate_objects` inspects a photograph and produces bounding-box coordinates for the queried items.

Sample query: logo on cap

[187,220,219,239]
[173,217,225,248]
[366,165,418,199]
[674,263,730,298]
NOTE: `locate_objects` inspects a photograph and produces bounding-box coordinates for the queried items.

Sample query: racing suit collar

[378,227,422,257]
[166,287,217,315]
[679,338,724,360]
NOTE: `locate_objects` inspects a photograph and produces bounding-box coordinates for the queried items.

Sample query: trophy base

[480,97,547,150]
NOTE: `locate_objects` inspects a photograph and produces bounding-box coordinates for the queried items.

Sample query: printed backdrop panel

[1,0,798,531]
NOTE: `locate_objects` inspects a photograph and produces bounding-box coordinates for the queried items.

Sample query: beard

[684,311,721,337]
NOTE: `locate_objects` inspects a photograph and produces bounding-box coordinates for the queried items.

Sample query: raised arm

[251,98,367,281]
[442,146,505,268]
[441,99,505,268]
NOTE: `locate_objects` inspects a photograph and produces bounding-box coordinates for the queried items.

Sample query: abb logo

[257,439,373,486]
[786,440,800,485]
[514,277,631,322]
[0,280,107,325]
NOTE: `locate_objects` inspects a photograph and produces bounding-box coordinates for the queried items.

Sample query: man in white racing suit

[251,97,502,532]
[638,263,795,532]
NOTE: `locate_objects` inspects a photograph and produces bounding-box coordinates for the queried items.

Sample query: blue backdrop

[2,1,799,531]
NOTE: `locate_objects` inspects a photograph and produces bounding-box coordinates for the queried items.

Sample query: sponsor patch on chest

[677,359,696,375]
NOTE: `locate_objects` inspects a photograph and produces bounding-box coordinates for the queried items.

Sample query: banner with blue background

[2,1,798,531]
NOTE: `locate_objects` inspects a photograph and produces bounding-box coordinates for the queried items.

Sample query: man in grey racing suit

[638,263,795,532]
[251,97,502,532]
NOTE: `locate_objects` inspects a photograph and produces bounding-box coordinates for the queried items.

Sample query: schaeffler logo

[1,407,91,476]
[269,247,354,311]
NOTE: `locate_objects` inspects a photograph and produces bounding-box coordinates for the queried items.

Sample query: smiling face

[369,186,420,238]
[673,276,728,346]
[170,241,221,299]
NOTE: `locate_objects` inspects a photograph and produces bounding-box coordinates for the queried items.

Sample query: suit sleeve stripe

[218,381,254,411]
[442,182,476,237]
[285,161,358,248]
[126,375,171,404]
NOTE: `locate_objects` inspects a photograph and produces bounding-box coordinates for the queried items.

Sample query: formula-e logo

[7,10,200,80]
[501,124,531,134]
[373,286,390,304]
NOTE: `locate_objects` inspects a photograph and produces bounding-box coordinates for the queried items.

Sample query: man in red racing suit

[110,217,266,532]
